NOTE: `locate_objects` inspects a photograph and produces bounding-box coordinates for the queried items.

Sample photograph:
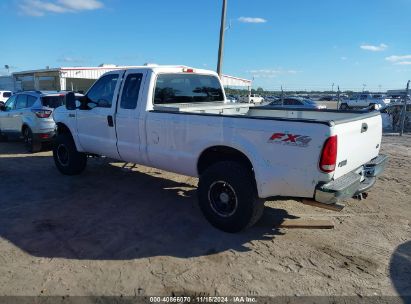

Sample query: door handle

[361,122,368,133]
[107,115,114,127]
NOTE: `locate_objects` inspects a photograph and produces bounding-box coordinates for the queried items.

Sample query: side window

[27,95,37,108]
[87,74,119,108]
[120,73,143,109]
[3,92,11,98]
[15,95,28,109]
[4,95,16,111]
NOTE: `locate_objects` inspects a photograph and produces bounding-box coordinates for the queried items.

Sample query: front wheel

[53,133,87,175]
[198,161,264,233]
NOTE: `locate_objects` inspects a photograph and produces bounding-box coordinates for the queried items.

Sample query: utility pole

[399,80,410,136]
[216,0,227,77]
[337,86,341,109]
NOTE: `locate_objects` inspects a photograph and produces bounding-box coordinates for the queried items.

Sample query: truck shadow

[0,152,297,260]
[389,240,411,300]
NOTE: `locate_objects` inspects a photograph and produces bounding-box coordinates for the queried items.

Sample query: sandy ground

[0,135,410,297]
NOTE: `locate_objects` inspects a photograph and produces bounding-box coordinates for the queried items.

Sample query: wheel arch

[197,145,255,178]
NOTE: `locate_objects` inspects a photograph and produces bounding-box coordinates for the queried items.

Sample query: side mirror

[65,92,77,110]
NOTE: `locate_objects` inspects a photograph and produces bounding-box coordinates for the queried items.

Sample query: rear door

[115,69,147,163]
[76,71,124,158]
[332,113,382,179]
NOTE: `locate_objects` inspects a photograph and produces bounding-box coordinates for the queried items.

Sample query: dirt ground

[0,135,410,297]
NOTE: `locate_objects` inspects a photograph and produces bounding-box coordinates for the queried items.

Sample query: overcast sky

[1,0,411,91]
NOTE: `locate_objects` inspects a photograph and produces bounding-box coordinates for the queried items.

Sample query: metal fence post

[399,80,410,136]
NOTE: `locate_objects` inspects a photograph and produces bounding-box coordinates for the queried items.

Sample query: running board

[301,199,345,212]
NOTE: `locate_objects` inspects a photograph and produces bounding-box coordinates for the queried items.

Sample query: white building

[12,65,252,93]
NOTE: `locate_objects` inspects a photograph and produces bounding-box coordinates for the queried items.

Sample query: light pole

[217,0,227,77]
[362,84,367,92]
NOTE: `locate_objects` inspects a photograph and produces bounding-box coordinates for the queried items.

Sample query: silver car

[0,91,68,152]
[267,97,327,109]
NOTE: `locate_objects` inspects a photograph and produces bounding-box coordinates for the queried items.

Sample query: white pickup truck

[340,93,391,110]
[52,66,388,232]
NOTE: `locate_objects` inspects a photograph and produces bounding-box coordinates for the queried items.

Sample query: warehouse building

[11,65,251,93]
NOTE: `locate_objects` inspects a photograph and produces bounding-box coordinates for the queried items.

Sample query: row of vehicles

[0,66,389,232]
[0,91,75,152]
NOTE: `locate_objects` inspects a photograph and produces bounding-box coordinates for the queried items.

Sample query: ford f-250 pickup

[52,65,388,232]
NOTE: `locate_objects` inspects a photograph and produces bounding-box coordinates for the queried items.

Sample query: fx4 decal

[268,132,312,147]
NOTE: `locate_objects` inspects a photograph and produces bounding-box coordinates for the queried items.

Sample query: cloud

[57,56,86,63]
[360,43,388,52]
[341,56,348,61]
[19,0,103,16]
[248,69,298,78]
[386,55,411,62]
[238,17,267,23]
[385,54,411,66]
[395,61,411,65]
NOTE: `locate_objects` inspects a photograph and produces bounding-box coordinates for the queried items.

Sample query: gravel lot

[0,135,410,297]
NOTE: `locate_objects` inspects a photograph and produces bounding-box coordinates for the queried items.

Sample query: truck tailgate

[332,113,382,179]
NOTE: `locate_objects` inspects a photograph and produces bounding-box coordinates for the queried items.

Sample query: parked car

[267,97,326,109]
[0,91,77,152]
[380,101,411,131]
[0,90,12,106]
[340,94,391,110]
[51,65,387,232]
[238,94,264,104]
[225,94,238,103]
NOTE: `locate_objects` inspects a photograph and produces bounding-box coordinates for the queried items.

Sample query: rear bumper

[33,131,55,142]
[314,154,388,204]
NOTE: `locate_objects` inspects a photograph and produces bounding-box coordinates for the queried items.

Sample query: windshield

[154,74,224,104]
[41,95,65,108]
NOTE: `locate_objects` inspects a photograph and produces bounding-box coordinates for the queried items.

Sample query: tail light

[182,68,195,73]
[319,135,338,173]
[32,109,52,118]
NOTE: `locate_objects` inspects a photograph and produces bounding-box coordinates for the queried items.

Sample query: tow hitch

[353,192,368,200]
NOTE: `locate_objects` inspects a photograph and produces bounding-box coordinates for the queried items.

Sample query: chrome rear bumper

[315,154,388,205]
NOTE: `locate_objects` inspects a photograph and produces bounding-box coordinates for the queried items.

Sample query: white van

[0,91,12,104]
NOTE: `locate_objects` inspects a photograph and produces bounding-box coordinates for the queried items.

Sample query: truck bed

[152,102,380,125]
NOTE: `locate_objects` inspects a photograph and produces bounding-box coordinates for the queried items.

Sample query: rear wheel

[340,103,349,110]
[53,133,87,175]
[23,127,41,153]
[198,161,264,233]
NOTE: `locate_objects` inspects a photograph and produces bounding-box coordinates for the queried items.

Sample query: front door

[76,71,124,158]
[0,95,17,133]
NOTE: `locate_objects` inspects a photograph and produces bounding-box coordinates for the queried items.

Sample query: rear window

[3,92,11,98]
[41,95,65,108]
[154,74,224,104]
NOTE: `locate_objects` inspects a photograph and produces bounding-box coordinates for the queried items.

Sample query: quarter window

[120,73,143,109]
[27,95,37,107]
[87,74,119,108]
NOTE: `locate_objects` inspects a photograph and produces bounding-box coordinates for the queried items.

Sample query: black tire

[340,103,349,110]
[23,127,41,153]
[198,161,264,233]
[53,133,87,175]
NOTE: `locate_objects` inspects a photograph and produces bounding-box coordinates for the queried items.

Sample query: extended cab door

[115,69,147,163]
[76,71,124,158]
